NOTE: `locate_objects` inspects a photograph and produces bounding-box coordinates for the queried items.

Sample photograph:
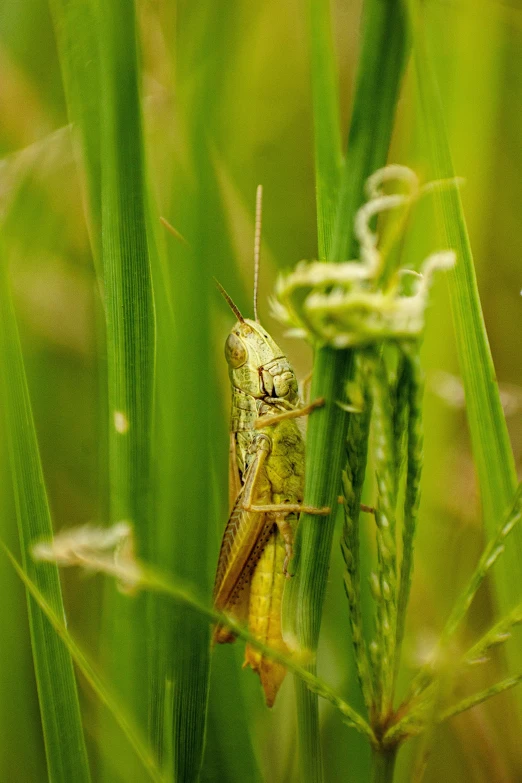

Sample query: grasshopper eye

[225,333,247,368]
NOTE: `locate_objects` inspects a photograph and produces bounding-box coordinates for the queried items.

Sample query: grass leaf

[309,0,343,261]
[48,0,102,263]
[0,255,90,782]
[408,1,520,618]
[3,545,166,783]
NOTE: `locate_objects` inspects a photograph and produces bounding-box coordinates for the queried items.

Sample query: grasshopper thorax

[225,318,299,406]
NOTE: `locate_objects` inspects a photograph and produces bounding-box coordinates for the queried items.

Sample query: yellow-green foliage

[0,0,521,781]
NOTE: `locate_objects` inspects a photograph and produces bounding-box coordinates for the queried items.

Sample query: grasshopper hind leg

[273,513,295,578]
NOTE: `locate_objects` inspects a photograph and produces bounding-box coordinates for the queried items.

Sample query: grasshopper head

[225,319,299,403]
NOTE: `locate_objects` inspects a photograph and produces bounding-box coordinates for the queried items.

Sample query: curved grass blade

[407,1,520,619]
[0,255,90,782]
[3,545,166,783]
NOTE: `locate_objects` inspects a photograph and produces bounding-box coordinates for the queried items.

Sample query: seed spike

[214,278,245,323]
[253,184,263,322]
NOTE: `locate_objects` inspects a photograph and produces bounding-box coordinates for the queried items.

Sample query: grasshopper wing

[213,448,274,642]
[228,433,242,512]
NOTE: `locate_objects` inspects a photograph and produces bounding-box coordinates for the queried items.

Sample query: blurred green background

[0,0,521,781]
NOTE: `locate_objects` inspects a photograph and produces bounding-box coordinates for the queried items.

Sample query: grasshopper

[213,187,329,706]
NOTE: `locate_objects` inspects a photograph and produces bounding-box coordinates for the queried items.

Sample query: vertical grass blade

[309,0,343,260]
[4,546,166,783]
[331,0,410,264]
[47,0,101,261]
[152,4,249,778]
[284,1,410,780]
[96,0,156,769]
[0,254,90,782]
[394,350,423,677]
[408,2,520,616]
[285,1,343,777]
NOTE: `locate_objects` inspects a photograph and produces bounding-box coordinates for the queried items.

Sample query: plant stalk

[371,745,398,783]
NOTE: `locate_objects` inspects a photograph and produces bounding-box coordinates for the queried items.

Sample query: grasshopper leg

[274,514,293,577]
[240,434,330,578]
[254,397,325,429]
[246,502,330,515]
[244,502,331,578]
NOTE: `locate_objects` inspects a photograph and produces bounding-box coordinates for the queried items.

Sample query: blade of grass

[407,2,520,621]
[331,1,410,265]
[29,523,376,743]
[47,0,101,264]
[0,252,90,782]
[0,457,45,781]
[2,545,166,783]
[439,673,522,723]
[152,4,253,778]
[49,0,220,775]
[96,0,156,773]
[309,0,343,262]
[284,0,343,775]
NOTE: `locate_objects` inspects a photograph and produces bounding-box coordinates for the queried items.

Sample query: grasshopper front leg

[254,397,325,429]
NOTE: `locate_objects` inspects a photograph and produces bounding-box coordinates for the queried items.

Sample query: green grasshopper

[213,187,329,706]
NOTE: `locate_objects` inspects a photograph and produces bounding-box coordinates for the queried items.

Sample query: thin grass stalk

[408,0,520,619]
[342,360,374,713]
[285,0,343,777]
[370,745,398,783]
[443,484,522,643]
[286,2,411,779]
[365,350,398,717]
[0,257,90,782]
[391,353,409,491]
[439,674,522,722]
[399,490,522,723]
[463,601,522,666]
[395,347,423,679]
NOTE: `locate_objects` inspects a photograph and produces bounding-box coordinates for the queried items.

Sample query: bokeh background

[0,0,521,781]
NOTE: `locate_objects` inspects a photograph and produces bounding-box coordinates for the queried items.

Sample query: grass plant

[0,1,521,782]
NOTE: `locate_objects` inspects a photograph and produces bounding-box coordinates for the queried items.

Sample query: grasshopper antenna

[253,184,263,322]
[214,278,245,323]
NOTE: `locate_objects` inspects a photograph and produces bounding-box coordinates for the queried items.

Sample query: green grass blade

[48,0,157,769]
[331,0,410,265]
[439,673,522,724]
[309,0,343,260]
[285,1,410,779]
[3,546,166,783]
[47,0,101,262]
[444,484,522,642]
[0,256,90,782]
[287,0,343,776]
[408,1,520,618]
[395,349,423,679]
[97,0,155,767]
